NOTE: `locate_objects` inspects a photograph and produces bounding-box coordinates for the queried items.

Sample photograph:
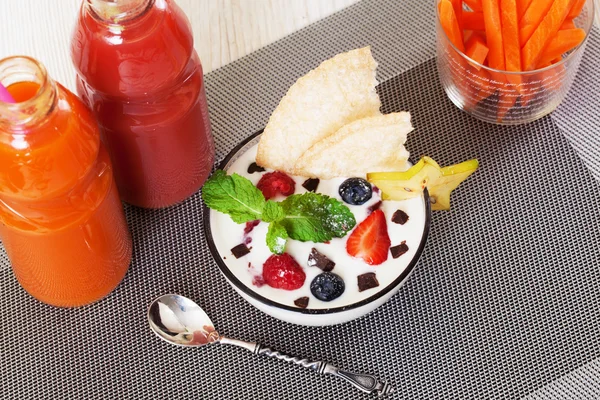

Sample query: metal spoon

[148,294,393,396]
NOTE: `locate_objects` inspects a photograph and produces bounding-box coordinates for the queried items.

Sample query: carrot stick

[464,30,474,42]
[472,68,495,99]
[500,0,521,72]
[568,0,586,18]
[451,0,464,34]
[538,61,567,94]
[440,0,466,52]
[522,0,577,70]
[482,0,506,70]
[465,33,490,67]
[536,28,586,67]
[497,91,518,122]
[537,55,563,67]
[519,0,555,46]
[516,0,534,20]
[464,0,483,11]
[463,67,482,110]
[560,18,576,29]
[465,68,495,110]
[464,30,487,42]
[463,12,486,30]
[500,0,522,92]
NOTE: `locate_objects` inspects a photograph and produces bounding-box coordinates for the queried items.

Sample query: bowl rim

[203,130,432,315]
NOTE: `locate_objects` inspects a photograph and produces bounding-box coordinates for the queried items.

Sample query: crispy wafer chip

[294,112,413,179]
[256,47,381,173]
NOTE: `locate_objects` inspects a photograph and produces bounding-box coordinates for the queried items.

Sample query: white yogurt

[210,144,426,310]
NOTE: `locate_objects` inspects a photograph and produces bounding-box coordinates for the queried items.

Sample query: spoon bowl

[148,294,220,346]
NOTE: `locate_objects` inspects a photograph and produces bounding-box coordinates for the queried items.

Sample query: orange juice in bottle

[0,56,132,307]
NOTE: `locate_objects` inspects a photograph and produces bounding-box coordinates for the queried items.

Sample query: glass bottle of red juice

[71,0,215,208]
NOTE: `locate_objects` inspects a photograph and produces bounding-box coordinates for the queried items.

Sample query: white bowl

[203,132,431,326]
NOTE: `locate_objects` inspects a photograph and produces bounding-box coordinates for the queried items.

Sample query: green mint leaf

[262,200,285,223]
[203,171,356,254]
[279,193,356,243]
[266,222,288,254]
[202,170,265,224]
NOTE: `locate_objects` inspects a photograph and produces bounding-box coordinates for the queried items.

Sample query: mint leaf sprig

[202,170,356,254]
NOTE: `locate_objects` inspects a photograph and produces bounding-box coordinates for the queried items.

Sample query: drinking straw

[0,82,16,103]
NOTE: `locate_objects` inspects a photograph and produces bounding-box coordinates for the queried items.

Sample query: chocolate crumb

[307,248,335,271]
[390,241,409,258]
[231,243,251,258]
[391,210,409,225]
[247,162,265,174]
[294,296,309,309]
[357,273,379,292]
[248,262,252,268]
[302,178,320,192]
[368,200,383,213]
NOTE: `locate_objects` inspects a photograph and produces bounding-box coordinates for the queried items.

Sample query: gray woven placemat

[1,1,600,399]
[524,359,600,400]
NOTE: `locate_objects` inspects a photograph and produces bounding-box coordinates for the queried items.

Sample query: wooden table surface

[0,0,359,91]
[0,0,597,92]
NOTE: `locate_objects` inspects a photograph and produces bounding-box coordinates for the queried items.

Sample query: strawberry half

[345,209,391,265]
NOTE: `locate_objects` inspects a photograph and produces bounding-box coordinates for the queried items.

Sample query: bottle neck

[0,56,57,131]
[86,0,154,24]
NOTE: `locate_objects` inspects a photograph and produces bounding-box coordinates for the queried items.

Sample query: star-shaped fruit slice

[367,157,478,210]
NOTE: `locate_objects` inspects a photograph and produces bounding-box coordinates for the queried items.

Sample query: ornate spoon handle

[219,337,393,395]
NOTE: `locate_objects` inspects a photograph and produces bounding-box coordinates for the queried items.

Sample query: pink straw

[0,82,16,103]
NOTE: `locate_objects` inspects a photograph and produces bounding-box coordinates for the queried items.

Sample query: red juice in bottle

[71,0,215,208]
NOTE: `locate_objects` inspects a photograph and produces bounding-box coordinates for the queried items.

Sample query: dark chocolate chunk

[391,209,409,225]
[357,272,379,292]
[247,162,266,174]
[390,241,409,258]
[231,243,251,258]
[307,248,335,271]
[302,178,320,192]
[294,296,309,309]
[368,200,383,213]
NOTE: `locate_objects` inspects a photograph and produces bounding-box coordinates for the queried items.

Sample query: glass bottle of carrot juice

[71,0,215,208]
[0,56,132,307]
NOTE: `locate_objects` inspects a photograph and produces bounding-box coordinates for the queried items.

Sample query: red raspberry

[262,253,306,290]
[256,171,296,200]
[244,220,260,234]
[252,276,265,288]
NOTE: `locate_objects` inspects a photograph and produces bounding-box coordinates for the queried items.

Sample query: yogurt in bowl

[204,132,431,326]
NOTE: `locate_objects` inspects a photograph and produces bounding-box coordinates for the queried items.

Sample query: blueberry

[339,178,372,205]
[310,272,345,301]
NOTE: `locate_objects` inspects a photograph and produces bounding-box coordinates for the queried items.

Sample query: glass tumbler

[436,0,595,125]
